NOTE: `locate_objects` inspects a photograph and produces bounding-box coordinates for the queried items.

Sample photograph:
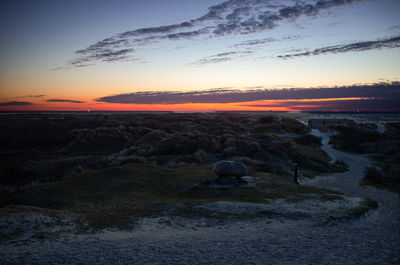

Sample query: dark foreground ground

[1,113,350,229]
[0,113,399,264]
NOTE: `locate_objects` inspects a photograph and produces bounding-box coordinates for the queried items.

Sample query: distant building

[308,118,354,129]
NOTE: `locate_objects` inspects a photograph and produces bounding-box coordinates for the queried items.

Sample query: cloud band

[96,82,400,106]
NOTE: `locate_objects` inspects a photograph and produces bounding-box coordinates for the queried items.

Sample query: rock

[213,160,248,178]
[216,176,238,186]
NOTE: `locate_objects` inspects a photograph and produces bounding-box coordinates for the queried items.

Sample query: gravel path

[1,130,399,264]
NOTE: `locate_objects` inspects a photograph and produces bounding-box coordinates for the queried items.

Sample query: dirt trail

[306,130,400,223]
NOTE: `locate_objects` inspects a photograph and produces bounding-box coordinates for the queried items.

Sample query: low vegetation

[1,163,349,233]
[327,122,400,192]
[1,113,381,239]
[0,113,346,188]
[362,166,400,193]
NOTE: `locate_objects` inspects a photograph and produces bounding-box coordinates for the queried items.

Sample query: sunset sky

[1,0,399,111]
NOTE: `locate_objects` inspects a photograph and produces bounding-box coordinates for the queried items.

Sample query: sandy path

[1,130,399,264]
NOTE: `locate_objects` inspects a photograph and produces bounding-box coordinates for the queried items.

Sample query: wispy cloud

[20,94,46,98]
[46,99,85,103]
[0,101,33,106]
[69,48,136,67]
[68,0,366,67]
[278,35,400,58]
[387,25,400,31]
[233,37,277,47]
[190,50,252,65]
[232,35,301,48]
[96,82,400,106]
[16,94,46,99]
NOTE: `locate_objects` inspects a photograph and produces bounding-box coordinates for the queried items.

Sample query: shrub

[281,118,310,135]
[329,125,381,153]
[364,167,384,183]
[258,116,277,124]
[292,134,322,146]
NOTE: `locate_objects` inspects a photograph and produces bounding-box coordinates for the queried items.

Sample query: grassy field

[1,163,349,232]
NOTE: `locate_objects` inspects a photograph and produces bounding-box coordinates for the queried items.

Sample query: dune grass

[1,163,347,231]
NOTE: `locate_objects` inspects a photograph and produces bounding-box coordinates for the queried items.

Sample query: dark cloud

[46,99,85,103]
[214,51,238,57]
[304,98,400,111]
[0,101,33,106]
[69,48,135,67]
[96,82,400,110]
[247,98,400,111]
[94,49,135,62]
[278,36,400,58]
[119,22,195,38]
[17,94,46,98]
[163,29,208,40]
[69,0,366,67]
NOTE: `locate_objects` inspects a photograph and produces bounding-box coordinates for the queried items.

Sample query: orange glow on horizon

[0,97,370,112]
[0,102,291,112]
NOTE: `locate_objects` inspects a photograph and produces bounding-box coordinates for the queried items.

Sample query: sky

[0,0,399,111]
